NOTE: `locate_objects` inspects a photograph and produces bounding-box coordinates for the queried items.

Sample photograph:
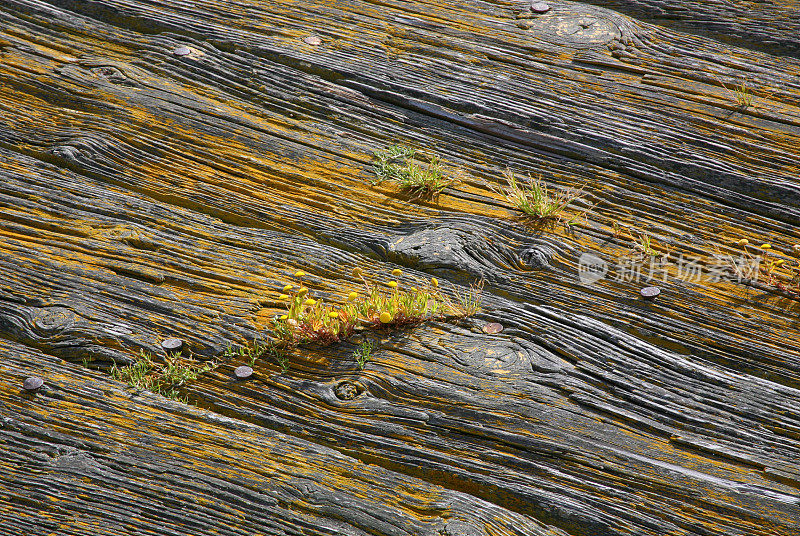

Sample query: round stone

[173,46,191,56]
[483,322,503,334]
[234,365,253,380]
[303,36,322,46]
[22,377,44,391]
[530,2,551,13]
[640,286,661,299]
[334,381,359,400]
[161,338,183,353]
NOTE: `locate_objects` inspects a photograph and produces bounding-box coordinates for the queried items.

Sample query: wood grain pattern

[1,0,799,534]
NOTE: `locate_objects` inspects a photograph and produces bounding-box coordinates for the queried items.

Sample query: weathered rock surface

[1,0,799,534]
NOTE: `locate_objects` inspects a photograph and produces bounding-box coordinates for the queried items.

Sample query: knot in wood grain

[334,381,361,400]
[57,60,138,88]
[443,330,571,375]
[517,4,629,48]
[388,222,502,278]
[93,225,160,251]
[32,307,75,337]
[51,145,82,162]
[442,519,483,536]
[519,244,555,270]
[90,65,128,83]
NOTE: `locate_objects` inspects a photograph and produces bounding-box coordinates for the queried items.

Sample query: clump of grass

[372,145,456,198]
[223,338,269,367]
[715,239,800,300]
[111,350,216,402]
[353,340,374,370]
[714,76,775,110]
[632,233,659,258]
[493,169,585,226]
[732,80,754,109]
[272,268,482,349]
[223,338,291,372]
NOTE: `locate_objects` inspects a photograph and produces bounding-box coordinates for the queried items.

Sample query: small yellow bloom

[379,311,393,324]
[761,243,772,249]
[737,239,749,246]
[279,314,288,320]
[347,291,357,302]
[295,270,306,277]
[298,287,309,297]
[411,287,418,292]
[391,268,402,276]
[329,311,339,319]
[303,298,316,306]
[278,294,289,300]
[774,259,785,266]
[387,281,398,289]
[431,277,439,288]
[283,284,293,292]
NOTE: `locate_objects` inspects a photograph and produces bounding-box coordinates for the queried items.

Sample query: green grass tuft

[493,169,585,226]
[372,145,457,198]
[353,340,373,370]
[111,350,216,402]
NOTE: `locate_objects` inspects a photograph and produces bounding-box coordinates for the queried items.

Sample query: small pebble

[173,46,191,57]
[530,1,551,13]
[303,36,322,46]
[234,365,253,380]
[22,377,44,391]
[483,322,504,334]
[161,338,183,353]
[640,286,661,299]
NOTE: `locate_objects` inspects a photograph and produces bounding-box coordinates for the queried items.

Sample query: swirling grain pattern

[1,0,799,535]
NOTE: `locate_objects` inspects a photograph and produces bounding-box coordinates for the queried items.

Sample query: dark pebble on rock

[22,377,44,391]
[161,338,184,353]
[640,286,661,299]
[531,2,551,13]
[234,366,253,380]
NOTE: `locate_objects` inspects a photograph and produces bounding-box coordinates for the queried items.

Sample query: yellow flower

[774,259,785,266]
[387,281,398,289]
[379,311,393,324]
[347,291,357,302]
[431,277,439,288]
[391,268,402,276]
[761,243,772,249]
[278,294,289,300]
[329,311,339,319]
[283,284,293,292]
[303,298,316,306]
[298,287,309,297]
[411,287,418,292]
[295,270,306,277]
[737,239,749,246]
[279,314,288,320]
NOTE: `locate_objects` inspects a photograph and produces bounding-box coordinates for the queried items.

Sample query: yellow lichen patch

[251,307,275,331]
